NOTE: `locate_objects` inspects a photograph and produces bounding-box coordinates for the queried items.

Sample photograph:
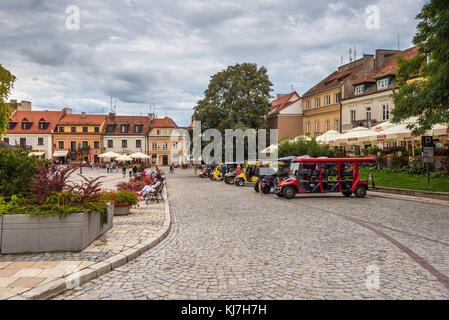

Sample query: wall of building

[341,90,394,132]
[102,135,148,154]
[3,134,52,159]
[148,128,183,166]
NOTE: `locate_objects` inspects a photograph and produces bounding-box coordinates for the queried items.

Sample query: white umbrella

[371,121,396,132]
[429,123,449,136]
[129,152,150,159]
[116,154,133,162]
[260,144,278,154]
[333,127,375,146]
[316,130,340,144]
[98,151,121,158]
[292,135,311,142]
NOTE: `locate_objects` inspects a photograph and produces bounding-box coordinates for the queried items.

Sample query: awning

[53,151,69,157]
[28,151,45,157]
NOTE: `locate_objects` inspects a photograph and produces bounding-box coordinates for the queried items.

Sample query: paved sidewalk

[0,170,167,300]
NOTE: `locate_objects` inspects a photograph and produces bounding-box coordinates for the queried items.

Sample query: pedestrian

[122,165,127,178]
[236,165,242,176]
[194,164,198,175]
[133,165,138,177]
[106,162,110,173]
[129,166,133,178]
[221,163,227,181]
[169,164,174,174]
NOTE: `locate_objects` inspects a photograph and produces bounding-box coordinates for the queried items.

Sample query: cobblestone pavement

[0,169,165,300]
[56,169,449,300]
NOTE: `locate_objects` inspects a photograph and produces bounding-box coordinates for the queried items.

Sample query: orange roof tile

[150,116,178,128]
[103,114,151,135]
[58,114,106,126]
[7,110,65,134]
[269,91,301,116]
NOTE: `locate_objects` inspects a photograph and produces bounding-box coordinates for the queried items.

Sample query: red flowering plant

[116,176,154,191]
[100,190,141,208]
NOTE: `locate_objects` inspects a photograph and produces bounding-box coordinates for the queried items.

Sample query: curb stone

[10,185,172,300]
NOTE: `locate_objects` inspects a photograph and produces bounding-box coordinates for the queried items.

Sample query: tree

[193,63,273,133]
[392,0,449,133]
[0,64,17,135]
[277,138,335,158]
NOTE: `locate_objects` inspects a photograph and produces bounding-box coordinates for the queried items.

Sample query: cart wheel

[235,179,244,187]
[354,185,367,198]
[342,191,352,197]
[254,182,259,192]
[262,185,271,194]
[283,186,296,199]
[276,191,284,197]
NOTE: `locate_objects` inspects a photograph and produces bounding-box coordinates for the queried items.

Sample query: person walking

[106,162,110,173]
[221,163,227,181]
[194,164,198,175]
[122,165,127,178]
[169,164,174,174]
[129,166,133,178]
[133,164,138,177]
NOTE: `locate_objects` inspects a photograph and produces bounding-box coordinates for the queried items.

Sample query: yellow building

[302,55,376,138]
[148,117,184,166]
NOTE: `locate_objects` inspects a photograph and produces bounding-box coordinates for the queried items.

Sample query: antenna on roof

[349,48,353,62]
[290,84,294,91]
[397,35,400,51]
[354,46,357,60]
[341,56,343,65]
[114,98,117,114]
[110,97,113,113]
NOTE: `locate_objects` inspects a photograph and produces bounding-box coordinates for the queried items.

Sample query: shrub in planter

[101,190,141,208]
[116,180,146,191]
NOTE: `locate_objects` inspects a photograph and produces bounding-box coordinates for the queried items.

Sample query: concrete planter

[113,206,130,216]
[0,204,113,254]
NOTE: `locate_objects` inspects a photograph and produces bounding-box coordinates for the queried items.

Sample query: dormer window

[106,124,115,133]
[120,124,129,133]
[354,85,364,95]
[7,122,16,130]
[22,122,32,130]
[38,122,49,130]
[377,78,389,90]
[134,125,142,133]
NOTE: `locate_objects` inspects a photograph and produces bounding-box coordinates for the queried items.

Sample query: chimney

[63,107,72,114]
[19,101,32,111]
[148,113,155,120]
[81,112,86,118]
[109,112,115,120]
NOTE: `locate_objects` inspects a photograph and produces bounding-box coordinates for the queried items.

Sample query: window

[3,137,9,144]
[94,127,100,133]
[324,95,331,106]
[152,154,157,164]
[107,140,113,148]
[382,104,390,121]
[306,100,311,110]
[58,141,64,149]
[325,120,330,132]
[70,141,76,151]
[173,142,178,150]
[306,122,310,134]
[59,126,64,132]
[94,141,99,149]
[156,129,160,135]
[163,130,167,135]
[38,137,44,146]
[106,124,115,133]
[315,98,321,108]
[38,122,47,130]
[365,107,372,120]
[134,125,142,133]
[335,93,341,104]
[377,78,389,90]
[355,85,364,95]
[335,119,339,131]
[83,127,88,133]
[121,125,129,133]
[71,127,76,132]
[315,122,319,133]
[22,122,31,130]
[122,140,127,148]
[82,141,88,148]
[162,142,168,150]
[350,110,356,122]
[152,142,158,150]
[136,140,141,148]
[20,138,26,146]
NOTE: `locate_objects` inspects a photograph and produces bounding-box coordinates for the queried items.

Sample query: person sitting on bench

[142,174,163,197]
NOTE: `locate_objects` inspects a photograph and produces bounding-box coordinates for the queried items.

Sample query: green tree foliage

[277,138,335,158]
[0,64,17,135]
[0,149,43,199]
[392,0,449,133]
[193,63,273,132]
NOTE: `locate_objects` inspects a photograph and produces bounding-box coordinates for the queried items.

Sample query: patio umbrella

[428,123,449,136]
[332,127,376,146]
[316,130,340,144]
[291,135,311,142]
[129,152,150,159]
[371,121,396,132]
[260,144,278,154]
[99,151,121,158]
[116,154,133,162]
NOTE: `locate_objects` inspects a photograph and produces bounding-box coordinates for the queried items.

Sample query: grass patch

[359,167,449,193]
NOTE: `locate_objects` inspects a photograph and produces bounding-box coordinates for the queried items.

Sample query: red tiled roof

[103,114,150,135]
[7,110,65,134]
[372,46,419,79]
[58,114,106,126]
[150,117,178,128]
[303,64,364,97]
[269,91,301,116]
[353,73,376,85]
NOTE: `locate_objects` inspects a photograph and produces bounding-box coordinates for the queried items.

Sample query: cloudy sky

[1,0,425,126]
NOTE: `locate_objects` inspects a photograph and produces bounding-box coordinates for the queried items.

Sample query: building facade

[148,117,183,166]
[302,55,377,138]
[102,113,150,155]
[53,112,106,163]
[341,46,418,133]
[3,109,66,159]
[266,92,304,140]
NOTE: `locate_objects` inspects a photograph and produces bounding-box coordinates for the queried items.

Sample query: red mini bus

[275,157,376,199]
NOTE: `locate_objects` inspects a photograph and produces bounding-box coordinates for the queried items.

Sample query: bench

[144,181,165,204]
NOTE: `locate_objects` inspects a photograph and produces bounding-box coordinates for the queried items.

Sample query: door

[163,155,169,166]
